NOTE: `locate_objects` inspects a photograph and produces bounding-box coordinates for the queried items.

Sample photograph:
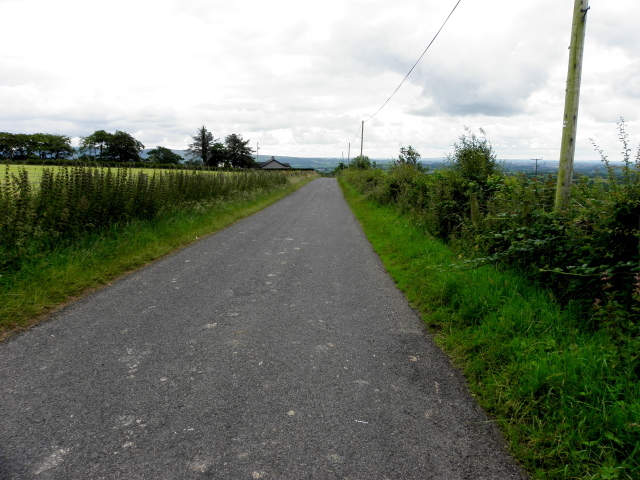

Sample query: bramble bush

[340,122,639,478]
[341,122,639,370]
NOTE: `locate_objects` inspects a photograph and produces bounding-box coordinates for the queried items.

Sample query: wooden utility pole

[555,0,590,211]
[347,143,351,166]
[360,121,364,158]
[256,142,259,164]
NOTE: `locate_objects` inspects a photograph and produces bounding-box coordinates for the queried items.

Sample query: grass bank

[0,174,317,339]
[339,178,639,480]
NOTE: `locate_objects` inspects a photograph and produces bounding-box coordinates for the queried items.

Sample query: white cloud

[0,0,639,160]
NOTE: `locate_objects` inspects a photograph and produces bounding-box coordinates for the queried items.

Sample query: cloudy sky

[1,0,639,161]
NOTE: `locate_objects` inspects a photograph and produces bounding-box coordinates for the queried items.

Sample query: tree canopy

[350,155,372,170]
[147,146,183,165]
[0,132,73,160]
[225,133,255,168]
[105,131,145,162]
[187,126,218,166]
[395,145,421,168]
[447,127,500,186]
[78,130,144,162]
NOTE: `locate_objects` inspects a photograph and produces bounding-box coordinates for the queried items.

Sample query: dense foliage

[0,132,74,160]
[187,126,256,167]
[2,126,259,168]
[343,125,639,340]
[0,166,289,274]
[341,123,639,478]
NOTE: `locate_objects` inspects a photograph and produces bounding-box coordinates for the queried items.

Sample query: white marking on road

[34,448,69,474]
[252,472,267,479]
[117,415,136,427]
[188,460,211,473]
[287,410,296,417]
[204,323,218,329]
[409,356,419,362]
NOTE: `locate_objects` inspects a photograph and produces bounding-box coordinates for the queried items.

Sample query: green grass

[339,177,639,480]
[0,174,317,339]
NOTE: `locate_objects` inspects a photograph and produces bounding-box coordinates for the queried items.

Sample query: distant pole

[360,121,364,158]
[256,142,259,164]
[532,158,542,175]
[555,0,590,211]
[348,143,351,166]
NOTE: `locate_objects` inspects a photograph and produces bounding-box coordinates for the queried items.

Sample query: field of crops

[1,164,240,186]
[0,164,293,272]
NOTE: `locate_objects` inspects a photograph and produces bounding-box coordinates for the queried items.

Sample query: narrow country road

[0,178,527,479]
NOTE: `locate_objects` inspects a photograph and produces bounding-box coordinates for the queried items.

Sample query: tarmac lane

[0,177,528,479]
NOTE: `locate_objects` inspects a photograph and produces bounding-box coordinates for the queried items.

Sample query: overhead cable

[364,0,462,123]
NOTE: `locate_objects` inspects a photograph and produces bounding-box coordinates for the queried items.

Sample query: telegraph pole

[347,143,351,166]
[256,142,259,164]
[555,0,590,211]
[360,121,364,158]
[532,158,543,176]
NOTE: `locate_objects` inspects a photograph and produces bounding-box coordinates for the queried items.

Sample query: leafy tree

[0,133,11,159]
[31,133,74,160]
[208,141,227,167]
[80,130,113,159]
[447,127,500,187]
[104,131,145,162]
[350,155,371,170]
[225,133,255,168]
[10,134,35,159]
[147,146,182,164]
[395,145,421,168]
[332,161,347,176]
[187,126,218,165]
[0,132,27,159]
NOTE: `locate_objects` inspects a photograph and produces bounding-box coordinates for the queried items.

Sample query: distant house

[259,156,291,170]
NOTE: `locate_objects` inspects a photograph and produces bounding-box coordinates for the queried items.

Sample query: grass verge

[0,174,317,339]
[339,177,639,480]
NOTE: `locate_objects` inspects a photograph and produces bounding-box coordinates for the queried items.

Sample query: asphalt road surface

[0,178,528,480]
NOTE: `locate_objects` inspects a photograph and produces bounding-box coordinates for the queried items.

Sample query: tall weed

[0,166,290,273]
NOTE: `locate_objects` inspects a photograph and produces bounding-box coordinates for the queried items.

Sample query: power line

[365,0,462,123]
[350,122,362,146]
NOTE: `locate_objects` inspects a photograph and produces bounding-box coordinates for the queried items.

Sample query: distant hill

[140,149,189,160]
[80,149,606,175]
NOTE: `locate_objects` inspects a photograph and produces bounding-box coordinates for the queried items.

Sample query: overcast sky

[1,0,639,161]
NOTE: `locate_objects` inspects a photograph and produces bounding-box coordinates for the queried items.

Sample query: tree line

[0,126,257,168]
